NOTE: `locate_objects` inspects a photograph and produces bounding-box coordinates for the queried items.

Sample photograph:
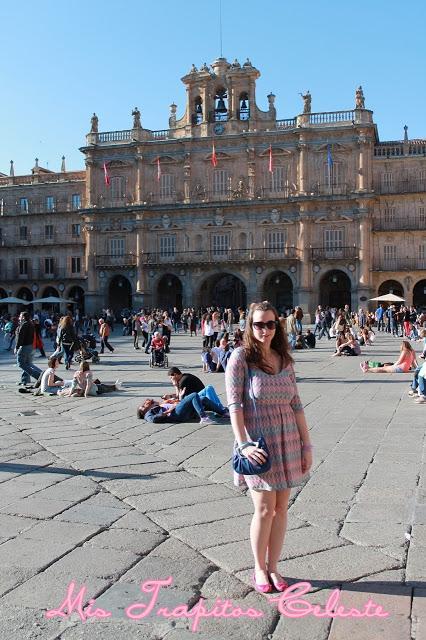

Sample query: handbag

[233,436,271,475]
[232,370,271,476]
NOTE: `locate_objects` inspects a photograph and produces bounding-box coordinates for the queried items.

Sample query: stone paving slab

[0,330,425,639]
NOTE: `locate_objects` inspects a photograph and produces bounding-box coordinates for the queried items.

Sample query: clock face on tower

[214,123,225,135]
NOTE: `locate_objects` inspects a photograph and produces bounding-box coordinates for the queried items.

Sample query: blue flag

[327,145,333,167]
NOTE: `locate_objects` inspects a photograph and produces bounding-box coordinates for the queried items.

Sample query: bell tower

[179,57,274,135]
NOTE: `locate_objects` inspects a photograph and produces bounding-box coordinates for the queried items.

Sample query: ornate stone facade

[1,57,426,315]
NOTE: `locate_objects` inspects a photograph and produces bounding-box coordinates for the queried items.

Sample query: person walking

[225,301,312,593]
[99,319,114,354]
[58,315,78,370]
[15,311,42,385]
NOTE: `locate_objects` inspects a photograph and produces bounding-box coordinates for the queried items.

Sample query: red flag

[157,157,161,182]
[211,143,218,168]
[103,162,110,186]
[268,145,273,173]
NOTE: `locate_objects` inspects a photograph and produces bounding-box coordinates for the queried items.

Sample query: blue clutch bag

[232,436,271,475]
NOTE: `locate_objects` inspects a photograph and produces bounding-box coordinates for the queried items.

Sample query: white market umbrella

[369,293,405,303]
[31,296,74,304]
[0,296,31,304]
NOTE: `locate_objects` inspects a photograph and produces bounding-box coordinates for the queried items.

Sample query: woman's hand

[242,445,268,465]
[301,449,313,473]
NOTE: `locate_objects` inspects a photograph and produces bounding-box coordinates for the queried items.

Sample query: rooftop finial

[61,156,66,172]
[9,160,14,177]
[35,158,39,168]
[355,86,365,109]
[404,125,408,142]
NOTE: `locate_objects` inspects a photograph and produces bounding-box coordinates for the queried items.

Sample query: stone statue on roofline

[132,107,142,129]
[300,91,311,114]
[90,113,98,133]
[355,86,365,109]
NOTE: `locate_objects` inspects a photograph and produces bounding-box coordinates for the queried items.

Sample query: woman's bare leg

[249,489,276,583]
[267,489,291,577]
[366,365,394,373]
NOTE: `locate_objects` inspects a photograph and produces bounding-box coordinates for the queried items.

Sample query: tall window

[19,258,28,275]
[109,238,125,257]
[267,231,286,255]
[71,257,81,273]
[419,207,425,227]
[46,196,55,211]
[159,235,176,259]
[383,244,397,267]
[45,224,54,240]
[382,172,393,190]
[324,229,344,256]
[20,197,29,213]
[111,176,124,200]
[419,169,426,184]
[323,162,342,187]
[212,170,229,195]
[19,226,27,241]
[72,223,81,237]
[45,257,55,274]
[270,166,287,193]
[212,233,229,257]
[160,174,174,199]
[384,206,396,225]
[72,194,81,209]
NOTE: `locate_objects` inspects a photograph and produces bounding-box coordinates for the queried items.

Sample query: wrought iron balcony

[373,178,426,195]
[372,258,426,271]
[311,247,359,261]
[142,246,300,267]
[95,254,137,268]
[372,216,426,231]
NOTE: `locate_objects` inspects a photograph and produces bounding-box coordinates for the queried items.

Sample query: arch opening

[319,270,352,309]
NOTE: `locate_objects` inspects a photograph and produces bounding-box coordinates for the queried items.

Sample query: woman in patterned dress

[225,301,312,593]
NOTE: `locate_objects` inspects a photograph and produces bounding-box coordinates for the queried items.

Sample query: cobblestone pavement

[0,330,425,640]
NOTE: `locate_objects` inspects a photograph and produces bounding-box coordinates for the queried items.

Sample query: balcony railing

[308,110,356,124]
[373,179,426,195]
[0,267,84,281]
[372,216,426,231]
[0,233,83,246]
[2,199,85,216]
[142,246,300,267]
[311,247,359,261]
[308,183,353,196]
[374,142,426,157]
[95,254,137,268]
[276,118,297,129]
[0,171,85,188]
[372,258,426,271]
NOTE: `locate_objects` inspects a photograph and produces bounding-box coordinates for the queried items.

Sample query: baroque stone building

[1,57,425,316]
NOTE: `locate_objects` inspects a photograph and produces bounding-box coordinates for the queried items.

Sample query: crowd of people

[1,297,426,595]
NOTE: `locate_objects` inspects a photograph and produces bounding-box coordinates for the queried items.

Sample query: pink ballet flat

[252,571,272,594]
[268,572,289,592]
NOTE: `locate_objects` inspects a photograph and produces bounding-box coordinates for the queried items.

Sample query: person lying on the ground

[58,361,123,397]
[360,340,418,373]
[137,392,229,424]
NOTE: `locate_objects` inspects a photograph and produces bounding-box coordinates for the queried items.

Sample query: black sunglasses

[252,320,278,330]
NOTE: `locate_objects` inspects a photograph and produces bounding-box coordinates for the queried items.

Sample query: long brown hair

[243,301,293,373]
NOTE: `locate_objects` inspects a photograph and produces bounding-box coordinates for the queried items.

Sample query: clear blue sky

[1,0,425,175]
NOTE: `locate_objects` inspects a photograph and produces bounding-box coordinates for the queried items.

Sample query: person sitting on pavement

[360,340,418,373]
[305,329,316,349]
[294,331,308,350]
[40,356,67,394]
[332,332,361,357]
[58,361,123,397]
[137,392,228,424]
[408,361,426,404]
[166,366,227,411]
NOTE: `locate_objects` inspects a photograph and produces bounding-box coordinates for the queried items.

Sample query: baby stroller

[149,347,168,368]
[74,334,100,364]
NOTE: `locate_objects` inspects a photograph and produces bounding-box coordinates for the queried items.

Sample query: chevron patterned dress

[225,347,309,491]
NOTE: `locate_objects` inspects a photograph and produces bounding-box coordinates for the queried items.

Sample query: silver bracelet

[237,441,254,454]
